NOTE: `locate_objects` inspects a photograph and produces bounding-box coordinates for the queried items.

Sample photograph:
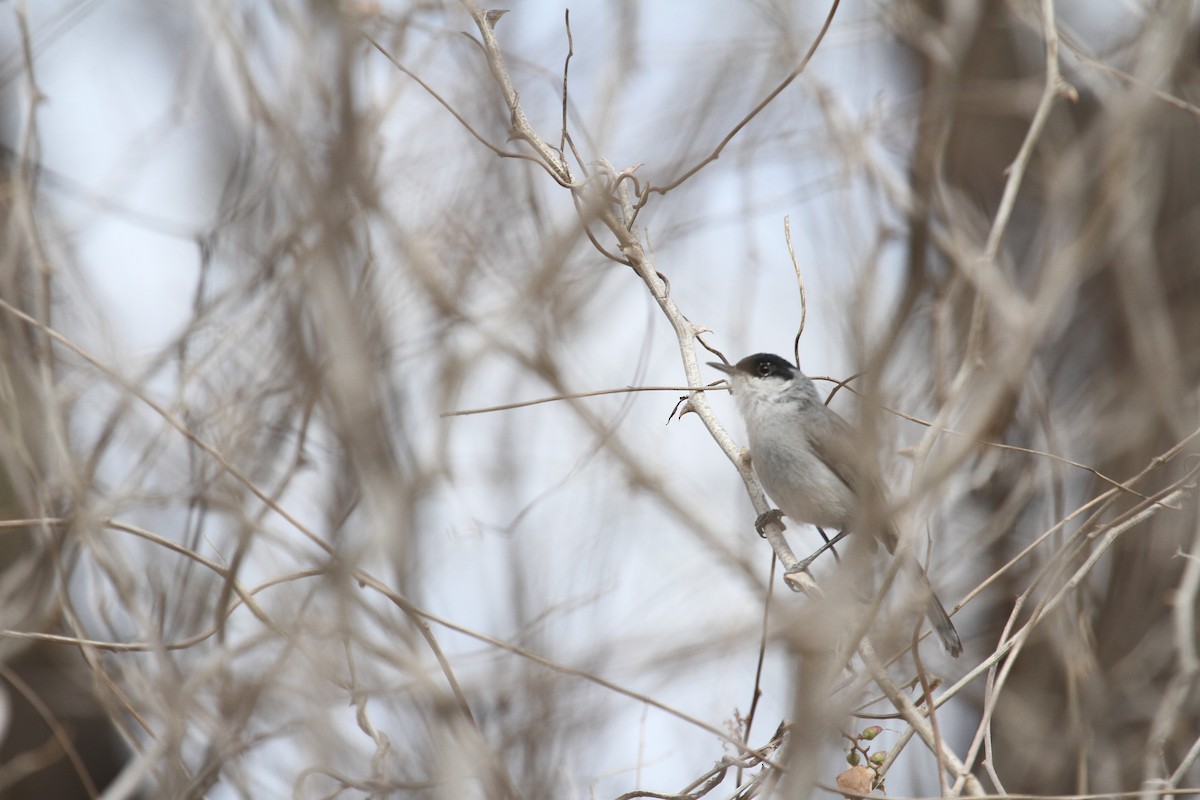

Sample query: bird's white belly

[751,435,856,529]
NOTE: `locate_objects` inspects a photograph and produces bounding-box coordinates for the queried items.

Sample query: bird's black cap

[732,353,796,380]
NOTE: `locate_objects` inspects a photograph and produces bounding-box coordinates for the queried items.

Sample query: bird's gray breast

[745,399,857,530]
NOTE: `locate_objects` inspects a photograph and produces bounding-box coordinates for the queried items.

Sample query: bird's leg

[792,528,850,572]
[754,508,785,537]
[815,526,842,563]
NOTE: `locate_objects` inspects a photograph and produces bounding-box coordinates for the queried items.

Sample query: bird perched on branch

[709,353,962,657]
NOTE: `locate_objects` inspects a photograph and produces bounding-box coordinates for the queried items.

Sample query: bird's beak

[707,361,737,376]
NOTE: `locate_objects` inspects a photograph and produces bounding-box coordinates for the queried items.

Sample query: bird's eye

[758,363,772,377]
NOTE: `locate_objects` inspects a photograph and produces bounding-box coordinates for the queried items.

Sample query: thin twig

[816,377,1170,503]
[353,570,783,766]
[442,384,720,416]
[365,32,570,185]
[860,641,985,796]
[558,9,573,169]
[647,0,842,196]
[1053,23,1200,119]
[0,296,335,557]
[937,483,1193,716]
[739,554,777,786]
[784,215,808,369]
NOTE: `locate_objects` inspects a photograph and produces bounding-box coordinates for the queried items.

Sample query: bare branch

[647,0,841,196]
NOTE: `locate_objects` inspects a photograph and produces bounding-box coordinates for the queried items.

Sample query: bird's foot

[783,564,820,594]
[754,508,785,537]
[791,553,817,574]
[793,529,849,570]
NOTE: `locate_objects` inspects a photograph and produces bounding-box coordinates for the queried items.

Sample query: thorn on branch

[1058,79,1080,103]
[670,396,694,423]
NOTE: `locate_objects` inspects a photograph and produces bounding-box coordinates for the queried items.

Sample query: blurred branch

[364,33,565,181]
[0,661,100,797]
[0,296,335,558]
[862,641,985,796]
[1161,515,1200,787]
[941,481,1194,709]
[910,0,1070,496]
[354,572,769,760]
[981,0,1066,265]
[818,379,1175,503]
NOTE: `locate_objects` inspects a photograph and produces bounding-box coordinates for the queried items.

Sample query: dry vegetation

[1,1,1199,798]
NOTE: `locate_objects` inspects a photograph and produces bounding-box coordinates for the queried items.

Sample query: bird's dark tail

[919,571,962,657]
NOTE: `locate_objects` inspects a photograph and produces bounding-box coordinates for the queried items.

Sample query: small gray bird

[710,353,963,658]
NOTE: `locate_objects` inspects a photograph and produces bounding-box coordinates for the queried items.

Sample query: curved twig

[647,0,841,196]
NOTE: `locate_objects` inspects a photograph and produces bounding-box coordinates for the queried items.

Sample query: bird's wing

[804,406,899,552]
[803,407,862,493]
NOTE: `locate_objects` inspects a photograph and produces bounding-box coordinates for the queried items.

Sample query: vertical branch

[784,216,808,368]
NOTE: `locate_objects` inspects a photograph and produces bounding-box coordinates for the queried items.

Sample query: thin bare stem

[785,215,808,369]
[442,383,721,416]
[647,0,842,196]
